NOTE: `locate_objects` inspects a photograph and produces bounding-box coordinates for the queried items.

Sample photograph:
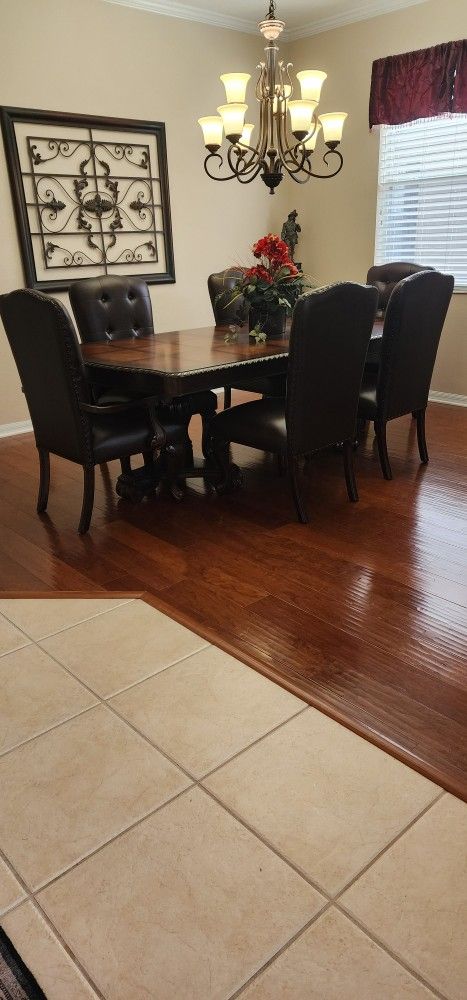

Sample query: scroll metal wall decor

[1,107,175,291]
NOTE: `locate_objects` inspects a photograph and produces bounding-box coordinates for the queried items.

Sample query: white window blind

[375,115,467,290]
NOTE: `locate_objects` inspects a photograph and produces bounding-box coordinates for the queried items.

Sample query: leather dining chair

[208,269,287,409]
[209,282,378,523]
[0,289,184,534]
[358,270,454,480]
[70,275,217,467]
[367,261,435,316]
[365,262,435,371]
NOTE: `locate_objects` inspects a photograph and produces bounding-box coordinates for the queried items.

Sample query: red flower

[252,233,290,266]
[244,264,273,284]
[282,263,299,278]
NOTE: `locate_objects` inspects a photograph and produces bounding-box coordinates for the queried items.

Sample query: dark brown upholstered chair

[210,282,378,522]
[208,269,287,409]
[365,262,435,373]
[70,275,217,464]
[358,270,454,480]
[367,262,435,315]
[0,289,184,534]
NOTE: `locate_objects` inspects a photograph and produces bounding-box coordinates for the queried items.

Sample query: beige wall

[0,0,273,425]
[271,0,466,396]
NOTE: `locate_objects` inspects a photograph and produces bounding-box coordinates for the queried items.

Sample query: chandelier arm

[203,152,239,182]
[277,113,308,173]
[283,148,344,182]
[231,94,269,174]
[227,142,261,177]
[235,158,267,184]
[305,148,344,179]
[256,61,267,101]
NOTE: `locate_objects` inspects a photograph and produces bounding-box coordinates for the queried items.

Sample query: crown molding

[102,0,258,34]
[282,0,429,40]
[103,0,429,39]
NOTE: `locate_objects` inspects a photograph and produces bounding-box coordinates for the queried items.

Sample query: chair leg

[289,456,309,523]
[224,386,232,409]
[343,440,359,502]
[78,465,95,535]
[36,448,50,513]
[416,407,429,464]
[374,420,392,480]
[120,456,131,475]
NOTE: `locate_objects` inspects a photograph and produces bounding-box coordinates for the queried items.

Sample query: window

[375,115,467,290]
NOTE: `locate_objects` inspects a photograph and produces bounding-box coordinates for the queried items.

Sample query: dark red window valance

[369,39,467,127]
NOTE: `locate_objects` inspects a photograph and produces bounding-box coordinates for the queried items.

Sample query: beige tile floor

[0,597,465,1000]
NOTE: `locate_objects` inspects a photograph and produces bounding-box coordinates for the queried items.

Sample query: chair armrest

[80,396,166,450]
[79,396,158,416]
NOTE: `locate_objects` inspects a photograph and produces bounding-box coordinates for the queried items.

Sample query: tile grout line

[199,705,309,782]
[0,703,99,761]
[200,783,334,902]
[334,903,449,1000]
[35,635,211,702]
[31,784,195,896]
[101,640,212,698]
[0,597,136,644]
[0,849,113,1000]
[332,788,446,901]
[0,641,32,660]
[24,895,109,1000]
[228,902,334,1000]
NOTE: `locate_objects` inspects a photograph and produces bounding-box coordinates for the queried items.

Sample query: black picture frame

[0,106,176,291]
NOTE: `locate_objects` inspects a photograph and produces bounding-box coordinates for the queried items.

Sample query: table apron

[84,355,289,399]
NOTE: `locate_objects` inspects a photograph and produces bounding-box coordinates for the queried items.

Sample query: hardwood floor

[0,398,466,799]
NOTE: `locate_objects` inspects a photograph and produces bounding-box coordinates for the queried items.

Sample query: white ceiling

[103,0,429,39]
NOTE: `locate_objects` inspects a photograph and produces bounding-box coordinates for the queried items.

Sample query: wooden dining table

[81,319,384,499]
[82,319,384,398]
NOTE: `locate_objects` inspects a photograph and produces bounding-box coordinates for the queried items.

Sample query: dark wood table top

[82,320,384,398]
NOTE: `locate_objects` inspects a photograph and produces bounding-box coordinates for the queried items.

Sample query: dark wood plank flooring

[0,397,466,799]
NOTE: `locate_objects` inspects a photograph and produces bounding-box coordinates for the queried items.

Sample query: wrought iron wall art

[1,107,175,291]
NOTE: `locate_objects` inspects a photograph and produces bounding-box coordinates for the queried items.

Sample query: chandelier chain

[266,1,277,20]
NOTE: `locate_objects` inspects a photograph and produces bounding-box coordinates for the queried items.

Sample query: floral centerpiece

[221,233,308,340]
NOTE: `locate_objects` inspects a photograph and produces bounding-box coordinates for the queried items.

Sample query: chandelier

[198,1,347,194]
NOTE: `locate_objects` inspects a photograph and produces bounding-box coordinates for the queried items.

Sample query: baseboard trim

[0,419,33,440]
[429,391,467,407]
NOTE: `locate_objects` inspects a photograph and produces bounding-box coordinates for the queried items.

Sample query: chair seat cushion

[91,409,187,463]
[95,388,140,406]
[230,374,286,397]
[91,410,154,462]
[211,397,287,452]
[358,372,378,419]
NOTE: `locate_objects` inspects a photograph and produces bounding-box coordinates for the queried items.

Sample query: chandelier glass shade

[198,1,347,194]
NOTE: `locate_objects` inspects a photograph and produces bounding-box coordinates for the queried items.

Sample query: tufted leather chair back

[286,282,378,456]
[208,269,246,326]
[377,270,454,421]
[367,262,434,315]
[69,275,154,343]
[0,289,92,464]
